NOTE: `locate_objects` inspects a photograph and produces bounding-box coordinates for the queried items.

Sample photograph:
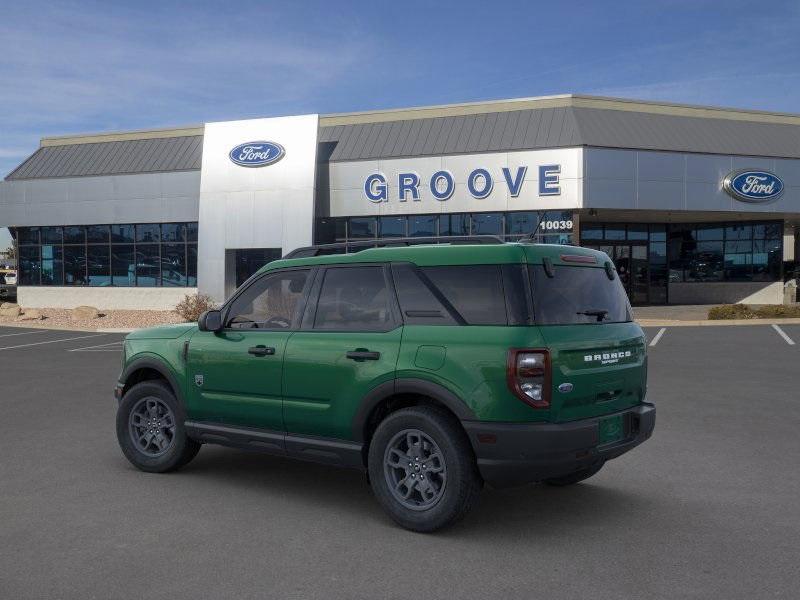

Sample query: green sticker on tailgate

[599,414,624,444]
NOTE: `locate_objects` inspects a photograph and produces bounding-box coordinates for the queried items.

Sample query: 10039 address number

[540,219,573,231]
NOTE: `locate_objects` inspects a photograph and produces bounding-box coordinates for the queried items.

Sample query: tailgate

[539,322,647,422]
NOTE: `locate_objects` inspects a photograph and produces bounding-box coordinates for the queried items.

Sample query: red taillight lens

[507,349,551,409]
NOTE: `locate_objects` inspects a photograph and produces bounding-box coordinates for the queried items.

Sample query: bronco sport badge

[584,350,632,365]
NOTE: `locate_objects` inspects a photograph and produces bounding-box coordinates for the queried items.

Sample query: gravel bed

[0,308,186,331]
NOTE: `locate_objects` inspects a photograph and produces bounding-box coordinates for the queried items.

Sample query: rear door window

[314,266,393,331]
[529,265,631,325]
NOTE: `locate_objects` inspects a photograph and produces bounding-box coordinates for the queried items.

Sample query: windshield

[529,264,631,325]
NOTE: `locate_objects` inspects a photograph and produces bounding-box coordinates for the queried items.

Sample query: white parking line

[68,340,124,352]
[649,327,666,347]
[0,333,107,351]
[771,324,796,346]
[0,330,50,339]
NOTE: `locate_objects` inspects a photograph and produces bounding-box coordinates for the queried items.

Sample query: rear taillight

[507,349,551,409]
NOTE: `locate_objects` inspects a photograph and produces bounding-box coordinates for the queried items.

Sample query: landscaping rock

[72,305,100,320]
[0,305,22,317]
[0,302,19,309]
[17,309,43,321]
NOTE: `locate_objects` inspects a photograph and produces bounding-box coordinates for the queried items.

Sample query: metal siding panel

[400,119,424,156]
[545,107,566,147]
[185,136,204,170]
[410,118,434,156]
[431,117,452,155]
[9,150,41,179]
[534,108,554,147]
[361,123,384,158]
[476,112,498,152]
[161,136,190,171]
[146,138,177,171]
[94,140,123,174]
[487,112,508,150]
[517,109,540,148]
[65,143,97,176]
[387,120,411,156]
[101,140,134,174]
[334,125,361,160]
[46,145,80,177]
[464,113,486,151]
[452,115,474,153]
[419,117,444,156]
[499,111,521,149]
[351,124,374,159]
[38,146,71,178]
[114,139,145,173]
[442,117,466,154]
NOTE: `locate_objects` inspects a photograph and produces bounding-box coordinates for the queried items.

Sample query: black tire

[116,380,200,473]
[368,406,482,533]
[544,461,604,487]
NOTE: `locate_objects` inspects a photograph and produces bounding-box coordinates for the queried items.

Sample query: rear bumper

[462,403,655,488]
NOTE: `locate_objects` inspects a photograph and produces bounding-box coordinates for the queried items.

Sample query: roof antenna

[522,211,548,243]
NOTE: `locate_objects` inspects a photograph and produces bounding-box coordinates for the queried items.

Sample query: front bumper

[462,403,655,488]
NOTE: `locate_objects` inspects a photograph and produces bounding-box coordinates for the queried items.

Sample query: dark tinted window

[379,216,406,238]
[87,245,110,286]
[111,224,135,243]
[530,265,631,325]
[391,264,457,325]
[314,266,392,331]
[136,245,160,286]
[136,224,160,243]
[64,246,87,285]
[227,270,309,329]
[422,265,507,325]
[86,225,109,244]
[41,227,63,244]
[161,244,187,286]
[112,245,135,286]
[63,226,85,244]
[18,227,40,245]
[409,215,437,237]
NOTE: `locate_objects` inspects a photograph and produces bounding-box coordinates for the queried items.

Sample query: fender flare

[119,356,185,408]
[351,378,476,442]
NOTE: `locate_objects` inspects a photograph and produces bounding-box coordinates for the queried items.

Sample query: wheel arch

[120,357,185,408]
[353,378,476,456]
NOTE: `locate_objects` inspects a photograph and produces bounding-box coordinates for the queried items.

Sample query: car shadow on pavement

[147,446,653,537]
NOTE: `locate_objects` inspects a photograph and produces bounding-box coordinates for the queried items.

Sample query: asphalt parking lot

[1,324,798,599]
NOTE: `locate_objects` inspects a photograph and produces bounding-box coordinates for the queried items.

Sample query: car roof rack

[283,235,505,259]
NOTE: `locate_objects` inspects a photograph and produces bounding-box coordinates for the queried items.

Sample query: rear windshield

[529,265,631,325]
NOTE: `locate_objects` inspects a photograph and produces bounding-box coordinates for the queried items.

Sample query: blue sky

[1,0,799,249]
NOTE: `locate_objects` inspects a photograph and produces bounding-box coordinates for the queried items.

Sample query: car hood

[125,323,197,340]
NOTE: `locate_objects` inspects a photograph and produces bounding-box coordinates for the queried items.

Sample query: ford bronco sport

[115,239,655,532]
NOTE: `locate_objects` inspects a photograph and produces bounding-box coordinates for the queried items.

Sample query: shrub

[175,293,216,322]
[707,304,757,320]
[754,304,800,318]
[708,304,800,320]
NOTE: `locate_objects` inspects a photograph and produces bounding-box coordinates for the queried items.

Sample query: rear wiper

[576,309,609,322]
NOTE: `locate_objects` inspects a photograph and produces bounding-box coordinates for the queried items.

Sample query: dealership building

[0,94,798,309]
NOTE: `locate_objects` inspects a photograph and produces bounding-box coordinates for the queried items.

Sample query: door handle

[346,350,381,361]
[248,345,275,357]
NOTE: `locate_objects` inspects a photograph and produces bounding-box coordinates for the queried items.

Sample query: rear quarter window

[529,264,631,325]
[422,265,505,325]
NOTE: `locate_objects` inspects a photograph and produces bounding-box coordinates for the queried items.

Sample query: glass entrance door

[586,243,649,305]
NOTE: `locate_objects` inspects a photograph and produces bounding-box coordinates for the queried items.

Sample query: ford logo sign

[229,141,285,167]
[723,169,784,203]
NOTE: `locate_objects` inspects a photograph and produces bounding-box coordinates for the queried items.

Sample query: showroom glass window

[315,210,576,246]
[13,223,199,287]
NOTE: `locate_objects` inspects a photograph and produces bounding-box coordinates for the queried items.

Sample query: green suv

[115,240,655,532]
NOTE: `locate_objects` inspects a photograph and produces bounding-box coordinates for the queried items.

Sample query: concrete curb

[0,321,136,333]
[637,318,800,327]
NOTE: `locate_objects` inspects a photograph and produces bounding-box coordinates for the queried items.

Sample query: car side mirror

[198,309,223,333]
